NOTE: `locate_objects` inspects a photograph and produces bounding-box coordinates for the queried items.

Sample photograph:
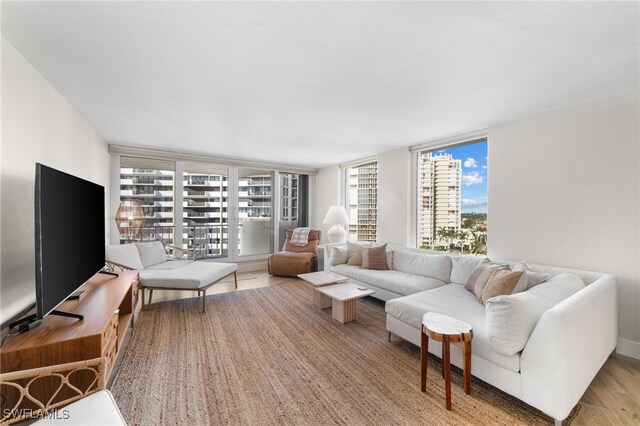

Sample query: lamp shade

[115,200,145,242]
[322,206,350,225]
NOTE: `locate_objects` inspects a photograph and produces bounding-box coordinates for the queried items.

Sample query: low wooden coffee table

[298,271,349,309]
[314,282,375,323]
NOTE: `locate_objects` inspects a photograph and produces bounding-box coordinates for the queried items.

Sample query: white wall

[0,38,110,326]
[313,164,341,244]
[377,147,412,245]
[488,90,640,358]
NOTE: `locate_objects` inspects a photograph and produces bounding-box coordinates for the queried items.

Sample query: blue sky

[438,140,487,213]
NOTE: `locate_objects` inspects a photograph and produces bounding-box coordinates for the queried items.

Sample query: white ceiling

[2,2,638,169]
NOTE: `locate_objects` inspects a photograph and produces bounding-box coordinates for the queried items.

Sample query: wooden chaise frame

[105,243,238,312]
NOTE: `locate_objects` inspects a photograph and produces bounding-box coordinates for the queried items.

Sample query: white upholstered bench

[105,241,238,312]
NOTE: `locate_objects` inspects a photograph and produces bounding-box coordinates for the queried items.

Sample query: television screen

[35,163,105,319]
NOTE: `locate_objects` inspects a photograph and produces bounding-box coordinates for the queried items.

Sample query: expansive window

[417,139,487,254]
[183,163,229,258]
[238,168,274,256]
[119,157,175,245]
[346,161,378,242]
[118,156,309,259]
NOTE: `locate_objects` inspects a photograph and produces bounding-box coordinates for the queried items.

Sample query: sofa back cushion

[135,241,167,268]
[450,255,488,285]
[105,244,144,270]
[392,250,451,282]
[485,272,585,355]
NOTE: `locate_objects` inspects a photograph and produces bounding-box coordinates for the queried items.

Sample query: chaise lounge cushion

[332,264,446,296]
[104,244,144,270]
[143,260,195,270]
[139,261,238,289]
[385,283,521,372]
[135,241,167,268]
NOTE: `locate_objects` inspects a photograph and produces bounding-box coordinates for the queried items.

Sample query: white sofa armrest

[520,275,617,421]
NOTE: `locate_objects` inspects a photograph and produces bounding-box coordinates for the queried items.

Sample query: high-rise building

[119,159,175,244]
[348,162,378,242]
[121,165,301,258]
[418,153,461,248]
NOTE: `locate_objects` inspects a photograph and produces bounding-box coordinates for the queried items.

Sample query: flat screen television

[34,163,105,320]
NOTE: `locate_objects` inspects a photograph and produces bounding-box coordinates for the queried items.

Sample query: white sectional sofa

[323,243,617,425]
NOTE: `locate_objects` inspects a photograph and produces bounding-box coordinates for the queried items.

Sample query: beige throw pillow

[347,242,369,265]
[472,264,506,300]
[481,269,525,304]
[361,244,389,270]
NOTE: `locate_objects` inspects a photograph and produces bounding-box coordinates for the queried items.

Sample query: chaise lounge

[105,241,238,312]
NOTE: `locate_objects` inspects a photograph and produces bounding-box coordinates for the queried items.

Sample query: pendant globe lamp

[115,200,145,243]
[322,205,350,243]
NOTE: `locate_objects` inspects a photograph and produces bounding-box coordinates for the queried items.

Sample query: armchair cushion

[135,241,167,267]
[283,229,320,252]
[105,243,144,270]
[268,251,317,277]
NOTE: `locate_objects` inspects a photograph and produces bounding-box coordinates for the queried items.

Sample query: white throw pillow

[105,244,144,270]
[485,272,585,356]
[329,246,348,266]
[512,261,550,289]
[386,250,394,270]
[135,241,167,268]
[450,255,488,285]
[392,250,452,282]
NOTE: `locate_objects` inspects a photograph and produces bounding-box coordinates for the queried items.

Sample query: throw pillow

[329,246,348,266]
[361,244,389,270]
[481,269,525,304]
[347,242,370,266]
[512,261,550,289]
[485,273,585,355]
[450,256,489,285]
[468,263,506,300]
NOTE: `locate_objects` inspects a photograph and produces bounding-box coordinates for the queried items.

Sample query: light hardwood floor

[145,271,640,425]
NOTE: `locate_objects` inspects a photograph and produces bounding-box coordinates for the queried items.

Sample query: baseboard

[617,337,640,360]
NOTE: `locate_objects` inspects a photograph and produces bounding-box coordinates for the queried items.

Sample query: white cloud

[462,198,488,208]
[482,165,487,169]
[463,157,478,168]
[461,171,484,186]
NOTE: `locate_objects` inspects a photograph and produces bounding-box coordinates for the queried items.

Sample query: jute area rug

[111,280,574,425]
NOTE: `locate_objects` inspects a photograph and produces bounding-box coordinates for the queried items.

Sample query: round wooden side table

[420,312,473,410]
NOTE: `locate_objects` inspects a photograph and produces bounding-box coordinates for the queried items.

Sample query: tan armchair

[268,230,321,277]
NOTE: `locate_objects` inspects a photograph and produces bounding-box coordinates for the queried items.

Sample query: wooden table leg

[421,327,429,392]
[464,340,472,395]
[441,342,445,379]
[443,336,452,410]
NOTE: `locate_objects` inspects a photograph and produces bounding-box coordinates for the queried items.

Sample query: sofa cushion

[144,260,195,270]
[331,264,446,296]
[450,255,488,285]
[361,244,389,270]
[485,272,586,356]
[135,241,167,268]
[105,244,144,270]
[481,269,525,304]
[385,284,520,372]
[139,261,238,289]
[392,250,451,282]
